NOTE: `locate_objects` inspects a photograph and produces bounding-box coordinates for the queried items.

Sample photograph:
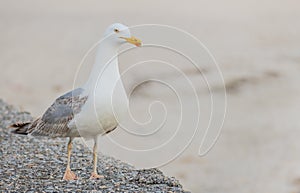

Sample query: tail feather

[10,122,31,135]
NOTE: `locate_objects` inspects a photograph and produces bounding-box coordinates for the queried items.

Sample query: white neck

[84,39,120,93]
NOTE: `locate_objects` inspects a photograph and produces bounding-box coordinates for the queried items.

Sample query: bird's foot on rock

[90,172,104,179]
[63,169,78,180]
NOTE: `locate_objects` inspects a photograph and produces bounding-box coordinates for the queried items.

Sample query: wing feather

[27,88,87,137]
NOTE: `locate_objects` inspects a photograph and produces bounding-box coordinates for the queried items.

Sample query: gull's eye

[114,29,119,33]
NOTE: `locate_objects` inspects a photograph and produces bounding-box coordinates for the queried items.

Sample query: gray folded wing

[28,88,88,137]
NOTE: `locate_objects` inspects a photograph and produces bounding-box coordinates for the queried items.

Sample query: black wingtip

[9,122,31,135]
[11,129,28,135]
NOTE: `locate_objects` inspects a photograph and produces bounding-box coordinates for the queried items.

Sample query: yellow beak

[120,36,142,47]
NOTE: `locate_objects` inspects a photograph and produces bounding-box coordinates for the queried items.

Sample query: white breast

[68,57,128,138]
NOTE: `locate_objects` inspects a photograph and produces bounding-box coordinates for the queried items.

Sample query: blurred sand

[1,0,300,192]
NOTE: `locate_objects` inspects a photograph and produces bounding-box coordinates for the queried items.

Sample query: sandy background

[1,0,300,192]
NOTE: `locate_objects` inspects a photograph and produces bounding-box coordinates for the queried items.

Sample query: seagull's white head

[104,23,142,47]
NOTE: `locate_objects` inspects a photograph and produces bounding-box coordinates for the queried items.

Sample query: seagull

[10,23,142,180]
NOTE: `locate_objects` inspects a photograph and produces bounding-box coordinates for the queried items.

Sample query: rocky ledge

[0,99,188,192]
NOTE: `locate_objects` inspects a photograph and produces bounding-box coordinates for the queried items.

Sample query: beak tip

[122,36,142,47]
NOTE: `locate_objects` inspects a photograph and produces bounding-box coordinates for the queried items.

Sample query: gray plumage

[11,88,87,137]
